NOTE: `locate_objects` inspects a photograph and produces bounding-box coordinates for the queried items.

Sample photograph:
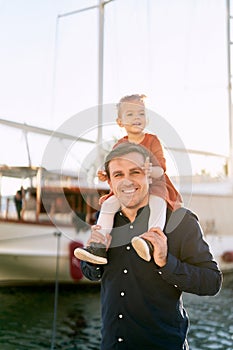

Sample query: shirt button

[174,284,178,288]
[96,267,100,270]
[118,314,123,319]
[118,338,123,342]
[123,269,128,274]
[158,271,162,275]
[126,246,130,250]
[129,224,133,229]
[120,291,125,296]
[120,212,123,216]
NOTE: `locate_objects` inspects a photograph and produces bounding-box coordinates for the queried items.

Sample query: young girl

[75,94,183,264]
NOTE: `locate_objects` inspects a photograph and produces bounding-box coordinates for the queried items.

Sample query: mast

[96,0,115,168]
[226,0,233,177]
[53,1,114,168]
[97,0,104,147]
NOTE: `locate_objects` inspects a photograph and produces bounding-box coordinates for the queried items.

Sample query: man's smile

[121,188,137,194]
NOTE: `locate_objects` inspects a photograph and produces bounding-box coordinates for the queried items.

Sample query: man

[14,186,24,220]
[78,143,222,350]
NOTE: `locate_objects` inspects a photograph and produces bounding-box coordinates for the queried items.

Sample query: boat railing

[164,146,230,179]
[0,195,17,220]
[0,195,77,226]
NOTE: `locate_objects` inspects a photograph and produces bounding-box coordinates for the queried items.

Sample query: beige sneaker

[74,243,107,264]
[131,237,153,262]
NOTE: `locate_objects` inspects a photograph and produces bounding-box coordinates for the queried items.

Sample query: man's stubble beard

[118,193,149,210]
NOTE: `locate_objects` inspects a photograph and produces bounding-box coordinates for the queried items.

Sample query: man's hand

[87,224,112,249]
[141,227,167,267]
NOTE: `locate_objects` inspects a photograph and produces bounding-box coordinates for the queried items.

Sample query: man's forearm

[80,261,103,281]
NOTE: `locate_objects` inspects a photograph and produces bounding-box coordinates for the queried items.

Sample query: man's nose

[121,177,133,185]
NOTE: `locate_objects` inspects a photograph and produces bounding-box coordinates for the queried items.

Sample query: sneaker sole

[131,237,151,262]
[74,248,107,264]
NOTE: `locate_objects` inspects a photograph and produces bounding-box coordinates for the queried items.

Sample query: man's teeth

[123,189,136,194]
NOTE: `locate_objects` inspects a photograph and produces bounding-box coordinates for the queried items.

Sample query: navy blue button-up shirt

[81,206,222,350]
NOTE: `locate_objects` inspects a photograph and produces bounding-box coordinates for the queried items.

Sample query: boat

[181,173,233,274]
[1,162,233,286]
[0,165,108,284]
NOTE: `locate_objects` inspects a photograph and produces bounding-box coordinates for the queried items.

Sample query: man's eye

[114,173,122,177]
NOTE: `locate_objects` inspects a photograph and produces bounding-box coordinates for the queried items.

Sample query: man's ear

[107,178,113,191]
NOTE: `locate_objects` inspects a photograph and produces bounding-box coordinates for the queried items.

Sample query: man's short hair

[104,143,150,178]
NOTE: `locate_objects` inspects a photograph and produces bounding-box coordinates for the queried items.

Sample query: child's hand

[97,170,108,182]
[143,156,152,176]
[87,225,112,250]
[99,194,110,205]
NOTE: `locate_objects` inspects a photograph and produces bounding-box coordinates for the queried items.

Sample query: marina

[0,1,233,349]
[0,1,233,284]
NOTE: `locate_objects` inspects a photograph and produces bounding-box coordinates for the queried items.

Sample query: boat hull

[183,188,233,273]
[0,220,90,285]
[1,186,233,285]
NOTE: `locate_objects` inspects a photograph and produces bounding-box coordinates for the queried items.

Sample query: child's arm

[149,135,167,171]
[151,166,164,179]
[143,157,164,179]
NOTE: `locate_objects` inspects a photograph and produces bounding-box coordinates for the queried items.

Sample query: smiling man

[107,150,149,215]
[79,142,222,350]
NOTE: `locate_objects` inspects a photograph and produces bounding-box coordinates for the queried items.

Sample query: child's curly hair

[116,94,147,117]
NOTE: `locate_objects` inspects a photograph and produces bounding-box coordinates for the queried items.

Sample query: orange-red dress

[113,133,183,211]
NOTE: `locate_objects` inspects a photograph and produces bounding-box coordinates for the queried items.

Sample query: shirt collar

[118,205,149,221]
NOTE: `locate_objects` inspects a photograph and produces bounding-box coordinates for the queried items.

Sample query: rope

[50,231,61,350]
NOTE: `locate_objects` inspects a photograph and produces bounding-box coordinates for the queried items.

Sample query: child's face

[117,100,146,133]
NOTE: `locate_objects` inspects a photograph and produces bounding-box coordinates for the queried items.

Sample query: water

[183,275,233,350]
[0,275,232,350]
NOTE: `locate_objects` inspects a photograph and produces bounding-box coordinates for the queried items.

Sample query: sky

[0,0,231,194]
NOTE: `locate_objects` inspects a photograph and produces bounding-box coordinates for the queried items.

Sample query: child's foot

[74,242,107,264]
[131,237,153,262]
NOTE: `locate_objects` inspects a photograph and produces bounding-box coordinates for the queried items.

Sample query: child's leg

[96,195,120,236]
[131,195,166,262]
[74,195,120,265]
[148,195,166,230]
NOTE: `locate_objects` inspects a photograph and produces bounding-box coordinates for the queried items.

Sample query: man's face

[107,152,149,210]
